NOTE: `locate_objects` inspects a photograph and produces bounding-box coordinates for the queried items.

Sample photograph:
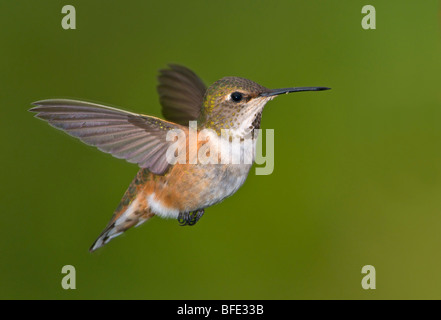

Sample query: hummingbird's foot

[178,209,204,226]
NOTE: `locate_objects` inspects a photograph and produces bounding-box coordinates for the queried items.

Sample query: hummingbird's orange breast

[140,133,255,218]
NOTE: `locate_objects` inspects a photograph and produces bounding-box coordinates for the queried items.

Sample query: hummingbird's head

[200,76,330,138]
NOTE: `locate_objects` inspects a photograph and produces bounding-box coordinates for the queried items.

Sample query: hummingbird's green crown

[206,77,268,97]
[200,76,270,137]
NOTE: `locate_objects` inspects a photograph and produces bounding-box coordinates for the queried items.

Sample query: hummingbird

[30,64,330,252]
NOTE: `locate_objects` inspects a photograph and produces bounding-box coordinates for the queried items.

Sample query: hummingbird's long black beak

[260,87,331,97]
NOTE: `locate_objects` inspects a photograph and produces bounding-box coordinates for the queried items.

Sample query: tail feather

[89,201,154,252]
[89,169,153,252]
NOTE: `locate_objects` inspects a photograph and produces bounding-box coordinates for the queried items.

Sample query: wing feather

[30,99,184,175]
[157,64,206,125]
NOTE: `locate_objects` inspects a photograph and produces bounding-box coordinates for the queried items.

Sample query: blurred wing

[157,64,206,125]
[30,99,183,175]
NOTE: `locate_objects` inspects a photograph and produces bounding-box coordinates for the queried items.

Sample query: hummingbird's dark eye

[230,92,243,103]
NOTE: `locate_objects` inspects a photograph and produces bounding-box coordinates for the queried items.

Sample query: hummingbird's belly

[146,163,252,219]
[146,133,256,218]
[193,163,253,208]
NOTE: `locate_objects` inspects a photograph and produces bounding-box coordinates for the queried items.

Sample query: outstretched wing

[157,64,206,125]
[30,99,183,175]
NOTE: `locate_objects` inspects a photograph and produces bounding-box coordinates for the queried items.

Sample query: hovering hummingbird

[30,64,330,252]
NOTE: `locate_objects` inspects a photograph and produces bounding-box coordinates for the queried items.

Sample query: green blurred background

[0,0,440,299]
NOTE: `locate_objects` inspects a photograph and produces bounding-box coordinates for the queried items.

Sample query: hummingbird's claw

[178,209,205,226]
